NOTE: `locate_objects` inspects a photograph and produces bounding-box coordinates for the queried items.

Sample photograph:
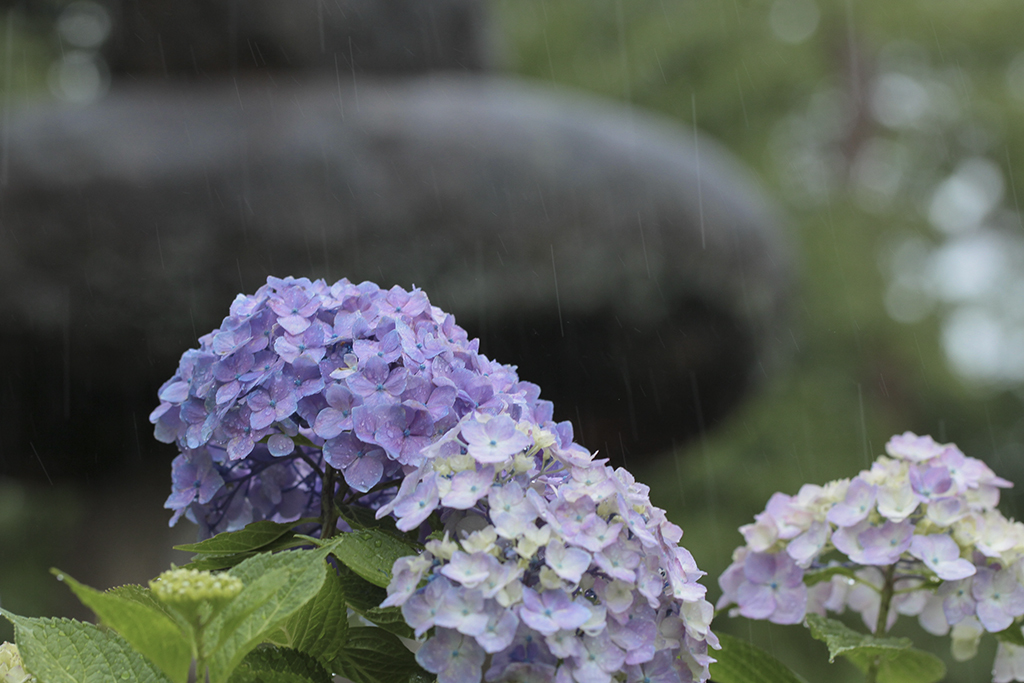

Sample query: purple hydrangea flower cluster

[152,276,550,536]
[378,413,718,683]
[718,431,1024,681]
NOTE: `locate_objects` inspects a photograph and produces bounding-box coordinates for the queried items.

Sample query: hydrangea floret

[152,276,550,538]
[718,431,1024,682]
[0,643,33,683]
[378,412,719,683]
[154,275,718,683]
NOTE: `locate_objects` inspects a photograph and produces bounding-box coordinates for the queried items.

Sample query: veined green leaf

[329,627,428,683]
[324,530,418,588]
[201,549,328,683]
[266,563,349,666]
[709,632,808,683]
[334,563,388,613]
[181,553,258,572]
[335,505,422,546]
[181,535,313,572]
[175,519,318,555]
[805,613,911,662]
[843,646,947,683]
[227,645,333,683]
[805,614,945,683]
[1,611,173,683]
[358,606,415,640]
[52,571,193,683]
[326,561,414,639]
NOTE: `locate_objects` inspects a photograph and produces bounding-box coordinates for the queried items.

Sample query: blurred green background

[5,0,1024,680]
[498,0,1024,681]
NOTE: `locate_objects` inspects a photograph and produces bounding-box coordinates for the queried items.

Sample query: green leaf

[52,571,193,683]
[709,632,808,683]
[805,613,912,662]
[358,606,415,640]
[227,645,333,683]
[180,534,314,572]
[802,565,861,587]
[181,553,257,572]
[843,646,947,683]
[335,505,422,546]
[335,504,387,531]
[201,549,328,683]
[175,519,317,554]
[996,624,1024,648]
[327,562,414,639]
[329,627,428,683]
[334,563,389,613]
[805,615,945,683]
[324,530,418,588]
[1,611,174,683]
[105,585,174,616]
[266,563,349,665]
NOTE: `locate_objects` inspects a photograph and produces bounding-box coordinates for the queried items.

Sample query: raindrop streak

[349,37,359,113]
[690,371,719,557]
[637,211,651,279]
[615,0,631,105]
[1007,146,1024,232]
[653,47,667,85]
[550,245,563,338]
[1,9,11,187]
[670,439,686,507]
[333,53,345,119]
[857,382,869,467]
[29,442,53,486]
[63,291,70,419]
[132,411,142,461]
[155,222,166,270]
[844,0,861,108]
[538,0,555,82]
[735,70,750,129]
[691,94,705,249]
[317,0,325,54]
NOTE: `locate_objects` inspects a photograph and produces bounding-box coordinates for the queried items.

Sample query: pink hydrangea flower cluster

[718,432,1024,681]
[378,412,718,683]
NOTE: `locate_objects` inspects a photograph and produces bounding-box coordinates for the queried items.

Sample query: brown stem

[320,464,339,540]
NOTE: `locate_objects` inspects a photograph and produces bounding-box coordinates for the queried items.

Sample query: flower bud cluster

[0,643,33,683]
[718,432,1024,680]
[378,413,718,683]
[149,568,244,606]
[154,276,552,536]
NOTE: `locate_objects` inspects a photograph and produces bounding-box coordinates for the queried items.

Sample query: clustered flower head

[152,276,547,537]
[149,568,244,607]
[718,431,1024,682]
[154,275,717,683]
[378,413,718,683]
[0,643,33,683]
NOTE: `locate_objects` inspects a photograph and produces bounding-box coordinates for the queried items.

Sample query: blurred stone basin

[1,74,791,482]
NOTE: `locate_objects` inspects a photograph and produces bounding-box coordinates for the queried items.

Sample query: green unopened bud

[150,568,243,604]
[149,568,243,618]
[0,642,34,683]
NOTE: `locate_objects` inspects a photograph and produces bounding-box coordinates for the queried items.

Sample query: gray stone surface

[0,74,791,477]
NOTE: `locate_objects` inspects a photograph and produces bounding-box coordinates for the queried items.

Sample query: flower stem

[866,564,897,683]
[320,464,339,540]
